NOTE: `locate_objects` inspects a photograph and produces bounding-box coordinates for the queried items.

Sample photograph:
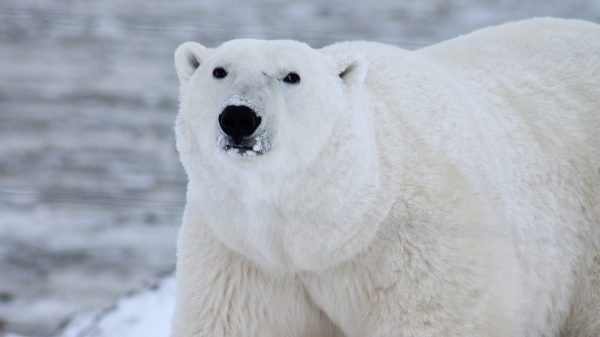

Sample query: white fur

[171,18,600,337]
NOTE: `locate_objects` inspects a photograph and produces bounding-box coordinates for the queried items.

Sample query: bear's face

[175,39,378,272]
[175,39,366,180]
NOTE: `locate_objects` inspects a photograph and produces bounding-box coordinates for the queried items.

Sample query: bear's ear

[174,42,210,82]
[330,53,367,87]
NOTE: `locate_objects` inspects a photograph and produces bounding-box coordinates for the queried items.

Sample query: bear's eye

[213,67,228,79]
[283,72,301,84]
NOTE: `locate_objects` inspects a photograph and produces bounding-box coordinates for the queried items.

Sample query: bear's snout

[218,105,262,143]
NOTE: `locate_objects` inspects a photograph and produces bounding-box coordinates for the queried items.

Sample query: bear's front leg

[171,213,341,337]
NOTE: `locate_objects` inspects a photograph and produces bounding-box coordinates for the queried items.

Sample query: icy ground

[0,0,599,336]
[58,275,175,337]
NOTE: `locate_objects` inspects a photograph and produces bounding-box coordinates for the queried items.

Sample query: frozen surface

[58,274,175,337]
[0,0,599,336]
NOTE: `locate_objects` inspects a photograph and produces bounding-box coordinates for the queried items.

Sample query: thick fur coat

[171,18,600,337]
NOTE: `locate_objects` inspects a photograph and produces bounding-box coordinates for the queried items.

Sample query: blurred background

[0,0,598,336]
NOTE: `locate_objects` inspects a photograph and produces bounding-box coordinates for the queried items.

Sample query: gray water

[1,0,599,335]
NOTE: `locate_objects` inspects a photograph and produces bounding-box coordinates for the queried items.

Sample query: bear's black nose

[218,105,262,142]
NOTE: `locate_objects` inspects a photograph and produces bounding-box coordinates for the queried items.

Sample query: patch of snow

[252,132,271,154]
[224,95,260,112]
[58,275,175,337]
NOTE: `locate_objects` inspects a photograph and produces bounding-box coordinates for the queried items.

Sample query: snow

[58,275,175,337]
[225,95,260,113]
[1,0,599,336]
[252,133,271,154]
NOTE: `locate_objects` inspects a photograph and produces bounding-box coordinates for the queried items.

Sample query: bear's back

[419,18,600,160]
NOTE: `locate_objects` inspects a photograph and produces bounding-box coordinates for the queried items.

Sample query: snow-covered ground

[0,0,599,336]
[58,274,175,337]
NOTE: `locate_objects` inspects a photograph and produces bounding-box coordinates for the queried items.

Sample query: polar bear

[171,18,600,337]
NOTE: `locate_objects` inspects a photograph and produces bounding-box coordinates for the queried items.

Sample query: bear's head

[175,39,367,173]
[174,40,386,272]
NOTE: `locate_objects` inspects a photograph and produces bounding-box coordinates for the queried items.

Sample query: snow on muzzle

[217,95,271,157]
